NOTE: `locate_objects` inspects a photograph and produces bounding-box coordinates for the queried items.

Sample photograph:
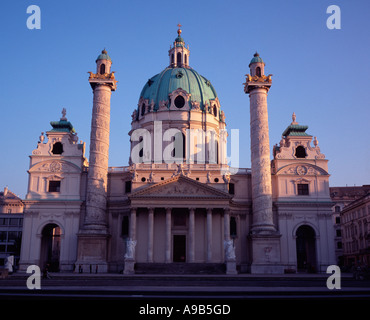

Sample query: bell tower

[244,52,283,273]
[76,49,117,273]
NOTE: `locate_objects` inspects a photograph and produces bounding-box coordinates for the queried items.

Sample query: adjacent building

[0,187,24,267]
[330,185,370,268]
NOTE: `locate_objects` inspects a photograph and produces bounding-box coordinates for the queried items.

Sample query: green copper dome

[139,67,218,112]
[96,49,112,62]
[249,52,264,66]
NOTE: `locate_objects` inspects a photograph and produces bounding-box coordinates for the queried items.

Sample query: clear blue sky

[1,0,369,198]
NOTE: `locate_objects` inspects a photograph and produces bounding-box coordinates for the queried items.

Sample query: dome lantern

[169,24,190,68]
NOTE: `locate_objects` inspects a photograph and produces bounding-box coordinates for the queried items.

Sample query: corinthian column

[147,208,154,262]
[188,208,195,262]
[206,208,213,262]
[165,208,172,263]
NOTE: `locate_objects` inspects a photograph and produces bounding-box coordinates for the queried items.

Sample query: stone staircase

[134,263,226,274]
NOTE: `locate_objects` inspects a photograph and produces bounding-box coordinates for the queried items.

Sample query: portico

[126,175,234,271]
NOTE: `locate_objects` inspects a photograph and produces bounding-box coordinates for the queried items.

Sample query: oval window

[174,95,185,108]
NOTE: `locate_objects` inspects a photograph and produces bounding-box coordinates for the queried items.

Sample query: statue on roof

[291,112,298,125]
[61,108,67,121]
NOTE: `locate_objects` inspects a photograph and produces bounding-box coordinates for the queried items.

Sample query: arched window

[184,54,187,65]
[171,132,185,159]
[215,140,219,164]
[256,66,261,77]
[295,146,307,158]
[138,136,143,158]
[141,103,146,116]
[177,52,182,66]
[171,54,174,65]
[100,63,105,74]
[213,105,217,117]
[52,142,63,155]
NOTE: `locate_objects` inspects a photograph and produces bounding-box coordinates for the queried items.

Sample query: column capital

[130,207,137,213]
[189,207,196,213]
[165,207,172,213]
[206,208,213,214]
[148,207,154,214]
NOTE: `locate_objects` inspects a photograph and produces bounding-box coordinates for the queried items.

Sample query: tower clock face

[296,165,307,175]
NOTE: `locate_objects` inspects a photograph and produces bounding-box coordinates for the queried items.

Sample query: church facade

[19,27,335,274]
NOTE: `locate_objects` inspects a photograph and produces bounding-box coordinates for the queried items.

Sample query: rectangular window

[48,181,61,192]
[297,184,309,195]
[0,232,7,242]
[7,231,19,242]
[173,213,187,227]
[9,218,19,226]
[125,181,132,193]
[230,216,237,238]
[229,183,235,195]
[0,218,9,226]
[122,216,129,237]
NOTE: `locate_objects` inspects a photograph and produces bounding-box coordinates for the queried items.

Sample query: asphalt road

[1,274,369,318]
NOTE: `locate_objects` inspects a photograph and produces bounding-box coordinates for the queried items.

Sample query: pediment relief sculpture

[29,160,81,173]
[275,163,328,176]
[130,176,231,199]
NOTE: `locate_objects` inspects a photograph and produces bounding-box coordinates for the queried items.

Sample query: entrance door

[296,225,316,272]
[173,235,186,262]
[40,224,61,272]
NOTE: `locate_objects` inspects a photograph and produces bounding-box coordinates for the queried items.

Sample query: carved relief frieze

[277,164,328,176]
[30,160,81,173]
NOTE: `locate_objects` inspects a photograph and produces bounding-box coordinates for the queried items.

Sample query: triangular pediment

[129,175,231,200]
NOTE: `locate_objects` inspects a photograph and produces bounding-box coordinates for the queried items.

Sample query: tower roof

[96,49,112,62]
[249,52,264,66]
[282,124,310,137]
[48,109,76,133]
[282,114,311,137]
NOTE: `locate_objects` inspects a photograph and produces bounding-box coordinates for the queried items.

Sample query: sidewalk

[7,271,355,278]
